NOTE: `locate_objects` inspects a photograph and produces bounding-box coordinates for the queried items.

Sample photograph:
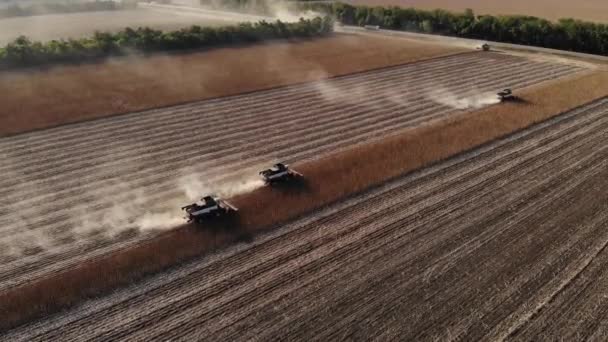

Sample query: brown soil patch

[0,33,463,136]
[1,69,607,331]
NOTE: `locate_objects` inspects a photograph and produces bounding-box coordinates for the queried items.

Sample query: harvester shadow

[504,96,530,105]
[222,178,313,243]
[188,178,313,244]
[199,213,254,243]
[267,177,313,195]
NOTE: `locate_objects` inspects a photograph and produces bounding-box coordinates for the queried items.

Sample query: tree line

[296,2,608,56]
[0,0,138,19]
[0,16,334,68]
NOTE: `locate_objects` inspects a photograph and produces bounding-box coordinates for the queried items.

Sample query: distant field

[347,0,608,23]
[0,8,232,45]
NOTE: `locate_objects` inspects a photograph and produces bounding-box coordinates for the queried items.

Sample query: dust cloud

[311,68,410,108]
[200,0,323,22]
[178,171,265,201]
[70,166,267,238]
[266,1,323,22]
[0,0,323,45]
[427,88,500,109]
[0,159,268,259]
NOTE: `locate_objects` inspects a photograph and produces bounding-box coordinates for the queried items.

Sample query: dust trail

[1,159,269,258]
[71,167,267,238]
[177,162,268,200]
[266,0,323,22]
[148,0,324,24]
[75,160,271,238]
[0,229,53,259]
[135,212,185,232]
[312,69,410,108]
[427,88,500,109]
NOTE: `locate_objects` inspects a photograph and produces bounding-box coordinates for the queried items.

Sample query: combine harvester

[497,88,516,102]
[259,163,303,185]
[478,43,491,51]
[182,163,303,223]
[182,196,237,223]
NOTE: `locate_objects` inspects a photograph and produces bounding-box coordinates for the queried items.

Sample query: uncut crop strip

[0,52,582,290]
[4,96,608,341]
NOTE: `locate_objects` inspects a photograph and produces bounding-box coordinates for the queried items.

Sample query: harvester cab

[259,163,303,185]
[497,88,515,102]
[181,195,237,223]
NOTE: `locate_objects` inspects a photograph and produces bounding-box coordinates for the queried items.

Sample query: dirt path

[3,93,607,341]
[0,52,580,291]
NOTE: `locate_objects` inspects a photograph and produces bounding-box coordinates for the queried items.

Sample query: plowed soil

[4,96,608,341]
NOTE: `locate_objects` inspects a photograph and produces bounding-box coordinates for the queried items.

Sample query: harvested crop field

[348,0,608,23]
[0,7,234,45]
[4,96,608,341]
[0,34,464,135]
[0,51,583,292]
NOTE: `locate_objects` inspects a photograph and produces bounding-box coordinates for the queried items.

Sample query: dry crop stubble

[0,34,465,135]
[0,68,607,331]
